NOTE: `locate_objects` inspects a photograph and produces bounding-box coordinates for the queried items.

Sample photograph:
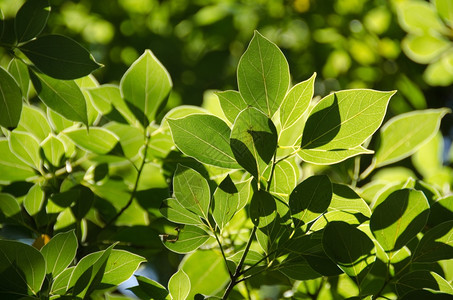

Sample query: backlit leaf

[374,109,449,168]
[396,270,453,297]
[238,31,290,117]
[168,269,190,300]
[163,225,210,254]
[128,275,168,300]
[40,230,77,277]
[173,165,210,220]
[21,35,101,80]
[0,193,21,220]
[397,1,446,35]
[0,66,22,129]
[215,90,247,124]
[30,71,88,125]
[301,90,394,150]
[101,250,145,286]
[230,107,277,178]
[41,134,65,167]
[0,139,35,182]
[9,131,40,169]
[64,127,119,154]
[298,146,373,165]
[160,198,204,226]
[15,105,51,142]
[168,114,240,169]
[0,240,46,297]
[402,34,450,64]
[413,220,453,262]
[370,189,429,253]
[7,58,29,100]
[280,73,315,131]
[24,183,45,216]
[120,50,172,125]
[330,184,371,218]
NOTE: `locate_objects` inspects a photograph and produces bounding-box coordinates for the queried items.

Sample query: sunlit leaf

[168,269,190,300]
[230,107,277,178]
[370,189,429,253]
[301,90,394,150]
[374,109,449,168]
[162,225,210,254]
[15,105,51,142]
[41,230,77,277]
[0,139,36,182]
[101,250,145,286]
[298,146,373,165]
[168,114,240,169]
[7,58,29,100]
[41,134,65,167]
[238,31,290,117]
[24,183,45,216]
[9,131,40,169]
[120,50,172,125]
[30,71,88,125]
[64,127,119,154]
[215,90,247,124]
[250,190,277,228]
[160,198,204,226]
[128,275,168,300]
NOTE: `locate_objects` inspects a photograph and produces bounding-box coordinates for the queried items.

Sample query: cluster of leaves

[397,0,453,86]
[0,1,452,299]
[129,32,453,299]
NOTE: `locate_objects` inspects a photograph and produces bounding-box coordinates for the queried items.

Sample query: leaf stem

[213,229,233,278]
[102,131,151,228]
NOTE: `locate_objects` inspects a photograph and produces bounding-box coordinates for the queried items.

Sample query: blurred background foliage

[1,0,452,117]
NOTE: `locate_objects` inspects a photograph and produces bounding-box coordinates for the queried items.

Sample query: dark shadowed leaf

[413,221,453,262]
[0,66,22,129]
[0,240,46,297]
[14,0,49,42]
[323,222,376,278]
[20,35,101,79]
[396,270,453,297]
[250,190,277,228]
[289,175,332,228]
[128,275,168,300]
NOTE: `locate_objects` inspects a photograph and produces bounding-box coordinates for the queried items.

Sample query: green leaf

[101,250,145,286]
[237,31,290,117]
[227,250,264,266]
[230,107,277,178]
[396,270,453,297]
[279,254,322,280]
[168,269,190,300]
[168,114,240,168]
[428,196,453,227]
[180,250,229,299]
[370,189,430,253]
[40,230,77,277]
[400,290,453,299]
[162,225,210,254]
[0,66,22,129]
[435,0,453,25]
[374,109,449,168]
[87,84,137,125]
[323,222,376,278]
[397,1,446,35]
[212,176,251,230]
[310,211,363,232]
[301,90,395,150]
[9,131,40,169]
[64,127,119,154]
[0,240,46,297]
[0,193,21,220]
[413,221,453,262]
[298,146,373,165]
[250,190,277,228]
[20,35,101,80]
[0,139,35,182]
[120,49,172,125]
[14,0,50,42]
[402,34,450,64]
[24,183,45,216]
[7,58,29,100]
[15,105,51,142]
[68,244,115,298]
[280,73,316,131]
[30,71,88,125]
[104,122,143,159]
[289,175,332,228]
[160,198,204,226]
[215,90,247,124]
[173,165,210,220]
[128,275,169,300]
[330,184,371,218]
[41,134,65,167]
[51,266,74,295]
[263,158,299,199]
